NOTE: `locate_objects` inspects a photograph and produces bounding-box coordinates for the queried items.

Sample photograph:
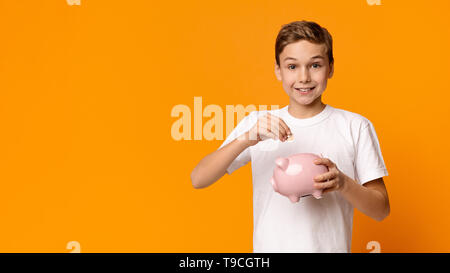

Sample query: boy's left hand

[313,157,347,194]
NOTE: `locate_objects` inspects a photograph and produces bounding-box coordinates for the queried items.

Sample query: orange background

[1,0,449,253]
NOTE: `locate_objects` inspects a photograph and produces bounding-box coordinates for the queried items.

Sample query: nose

[298,67,311,83]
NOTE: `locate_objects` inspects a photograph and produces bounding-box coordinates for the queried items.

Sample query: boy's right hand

[245,113,292,145]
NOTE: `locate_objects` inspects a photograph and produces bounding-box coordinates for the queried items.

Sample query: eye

[312,63,322,69]
[288,64,296,70]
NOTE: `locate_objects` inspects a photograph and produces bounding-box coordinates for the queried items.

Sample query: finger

[276,117,292,137]
[258,121,276,138]
[265,130,278,141]
[314,169,339,182]
[265,114,287,140]
[260,117,284,141]
[314,178,336,190]
[314,157,335,168]
[266,114,289,135]
[272,117,289,140]
[259,123,282,141]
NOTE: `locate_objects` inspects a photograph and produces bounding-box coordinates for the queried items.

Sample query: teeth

[298,87,313,92]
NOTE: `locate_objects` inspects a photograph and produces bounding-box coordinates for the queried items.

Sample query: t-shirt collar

[281,104,333,127]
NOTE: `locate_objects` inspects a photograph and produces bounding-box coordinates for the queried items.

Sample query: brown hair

[275,20,334,66]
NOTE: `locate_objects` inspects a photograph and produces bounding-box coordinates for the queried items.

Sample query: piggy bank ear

[275,157,289,171]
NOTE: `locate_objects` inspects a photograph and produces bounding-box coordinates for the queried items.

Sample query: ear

[328,63,334,78]
[274,62,282,81]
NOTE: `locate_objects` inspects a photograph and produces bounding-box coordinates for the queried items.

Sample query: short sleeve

[217,112,257,175]
[354,120,389,185]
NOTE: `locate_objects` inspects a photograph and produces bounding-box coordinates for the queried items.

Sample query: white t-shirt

[217,104,388,253]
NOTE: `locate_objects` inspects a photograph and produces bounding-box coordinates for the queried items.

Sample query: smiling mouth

[294,87,316,93]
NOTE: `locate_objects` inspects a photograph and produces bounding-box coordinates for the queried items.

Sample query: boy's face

[275,40,334,107]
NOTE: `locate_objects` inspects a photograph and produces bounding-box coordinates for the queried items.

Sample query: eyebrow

[283,55,325,62]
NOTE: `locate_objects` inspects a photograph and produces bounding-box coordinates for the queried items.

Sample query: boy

[190,20,390,253]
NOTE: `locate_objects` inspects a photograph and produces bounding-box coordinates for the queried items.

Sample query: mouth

[294,86,316,94]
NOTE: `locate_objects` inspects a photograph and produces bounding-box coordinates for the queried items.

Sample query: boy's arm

[340,176,390,222]
[190,131,257,189]
[191,112,291,189]
[313,158,390,222]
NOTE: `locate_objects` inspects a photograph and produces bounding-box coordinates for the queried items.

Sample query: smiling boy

[191,20,390,253]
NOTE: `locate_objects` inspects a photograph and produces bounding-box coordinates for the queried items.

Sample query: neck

[288,99,326,119]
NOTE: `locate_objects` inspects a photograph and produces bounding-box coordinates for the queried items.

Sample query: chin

[296,100,316,106]
[291,94,318,103]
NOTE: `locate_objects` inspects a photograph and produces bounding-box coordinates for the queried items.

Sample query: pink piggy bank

[270,153,329,203]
